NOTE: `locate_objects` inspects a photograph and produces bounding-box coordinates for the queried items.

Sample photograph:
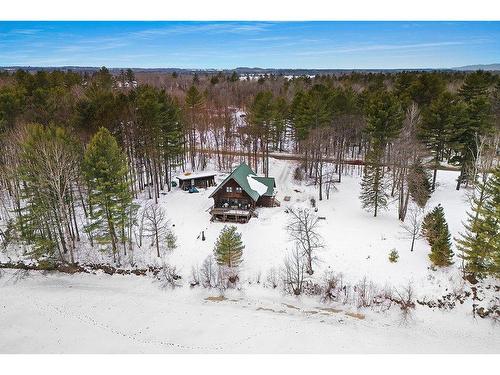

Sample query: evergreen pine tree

[185,85,203,108]
[248,91,275,176]
[290,85,332,145]
[425,205,454,267]
[421,209,438,246]
[454,71,494,189]
[408,160,432,208]
[408,72,445,107]
[214,226,244,268]
[17,124,81,263]
[457,166,500,278]
[419,92,458,190]
[185,85,204,168]
[82,127,135,264]
[0,86,23,132]
[229,71,239,82]
[388,249,399,263]
[364,90,404,149]
[125,68,135,83]
[360,90,403,217]
[272,96,289,151]
[360,149,388,217]
[158,91,184,189]
[290,90,310,142]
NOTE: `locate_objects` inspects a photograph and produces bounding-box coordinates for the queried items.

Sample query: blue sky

[0,21,499,69]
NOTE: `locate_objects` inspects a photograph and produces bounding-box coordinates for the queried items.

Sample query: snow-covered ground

[1,157,498,353]
[140,158,479,299]
[0,269,498,353]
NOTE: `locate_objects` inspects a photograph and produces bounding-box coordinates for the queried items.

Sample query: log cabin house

[209,163,279,223]
[176,171,216,191]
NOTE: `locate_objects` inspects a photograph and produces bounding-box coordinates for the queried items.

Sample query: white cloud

[294,40,477,56]
[129,22,272,39]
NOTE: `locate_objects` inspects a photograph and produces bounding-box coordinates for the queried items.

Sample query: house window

[236,186,242,193]
[226,186,233,193]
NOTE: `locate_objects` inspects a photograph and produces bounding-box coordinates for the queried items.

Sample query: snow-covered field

[0,269,498,353]
[1,158,499,353]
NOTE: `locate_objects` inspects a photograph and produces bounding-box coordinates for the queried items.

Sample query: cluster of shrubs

[189,255,240,292]
[260,267,417,317]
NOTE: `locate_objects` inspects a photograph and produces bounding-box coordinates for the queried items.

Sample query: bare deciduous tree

[157,262,181,289]
[200,255,218,288]
[401,204,424,252]
[282,246,307,296]
[17,125,81,263]
[391,102,426,221]
[134,207,146,248]
[143,203,170,258]
[354,276,378,308]
[470,133,499,189]
[265,267,279,289]
[189,265,200,287]
[394,281,416,324]
[286,207,323,275]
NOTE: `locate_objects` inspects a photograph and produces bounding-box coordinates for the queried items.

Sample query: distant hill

[453,63,500,71]
[2,65,499,74]
[0,66,447,75]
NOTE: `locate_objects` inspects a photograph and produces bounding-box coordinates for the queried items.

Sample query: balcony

[209,207,257,223]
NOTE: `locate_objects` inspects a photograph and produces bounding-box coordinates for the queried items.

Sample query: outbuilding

[176,171,216,191]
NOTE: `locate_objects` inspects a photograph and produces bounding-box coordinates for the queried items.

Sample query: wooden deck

[210,207,257,223]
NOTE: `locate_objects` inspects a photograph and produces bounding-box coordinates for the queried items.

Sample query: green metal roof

[209,163,276,202]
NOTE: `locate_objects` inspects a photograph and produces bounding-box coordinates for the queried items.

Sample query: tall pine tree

[214,226,244,269]
[454,71,494,189]
[360,90,403,217]
[424,205,454,267]
[248,91,274,176]
[408,160,432,208]
[83,127,135,264]
[184,85,204,169]
[360,149,388,217]
[419,92,459,190]
[364,90,404,150]
[457,166,500,279]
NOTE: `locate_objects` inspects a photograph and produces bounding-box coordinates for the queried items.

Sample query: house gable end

[209,163,261,201]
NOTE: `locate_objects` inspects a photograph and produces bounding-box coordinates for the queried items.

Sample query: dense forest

[0,67,498,279]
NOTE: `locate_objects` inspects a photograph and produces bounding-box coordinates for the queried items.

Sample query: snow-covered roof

[247,175,268,196]
[209,163,276,202]
[176,171,217,181]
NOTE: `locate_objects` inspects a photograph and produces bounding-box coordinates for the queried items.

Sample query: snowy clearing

[1,158,498,353]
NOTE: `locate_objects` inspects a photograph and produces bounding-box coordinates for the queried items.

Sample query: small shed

[176,171,216,191]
